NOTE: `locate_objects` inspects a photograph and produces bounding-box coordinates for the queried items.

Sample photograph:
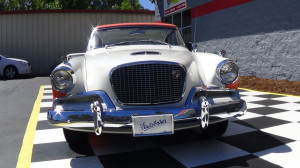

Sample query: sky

[139,0,155,10]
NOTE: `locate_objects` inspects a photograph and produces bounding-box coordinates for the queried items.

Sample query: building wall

[157,0,300,81]
[0,10,154,75]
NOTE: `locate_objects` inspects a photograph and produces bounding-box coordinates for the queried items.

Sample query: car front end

[48,23,246,138]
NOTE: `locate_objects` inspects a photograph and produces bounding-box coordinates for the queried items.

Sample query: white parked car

[0,55,31,79]
[48,23,246,145]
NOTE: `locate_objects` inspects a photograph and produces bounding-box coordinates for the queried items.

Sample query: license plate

[132,114,174,137]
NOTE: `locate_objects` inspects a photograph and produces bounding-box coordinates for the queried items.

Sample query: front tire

[201,120,229,137]
[4,66,18,79]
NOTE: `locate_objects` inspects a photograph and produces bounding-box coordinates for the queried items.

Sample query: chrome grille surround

[110,61,186,105]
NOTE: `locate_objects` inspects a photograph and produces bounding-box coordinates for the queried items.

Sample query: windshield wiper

[105,41,139,48]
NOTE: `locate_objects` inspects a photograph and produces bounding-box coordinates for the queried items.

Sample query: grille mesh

[111,63,186,105]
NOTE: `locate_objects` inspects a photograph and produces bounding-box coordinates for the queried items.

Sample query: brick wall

[193,0,300,81]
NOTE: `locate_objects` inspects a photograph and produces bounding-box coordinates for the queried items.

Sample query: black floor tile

[218,131,294,153]
[32,141,94,162]
[233,116,290,129]
[36,120,56,130]
[194,154,282,168]
[40,107,50,113]
[250,100,287,106]
[41,99,53,102]
[247,107,288,115]
[148,128,208,146]
[43,93,52,96]
[254,94,284,99]
[99,148,186,168]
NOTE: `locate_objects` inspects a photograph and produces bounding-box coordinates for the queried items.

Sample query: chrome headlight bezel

[216,60,239,85]
[50,67,75,93]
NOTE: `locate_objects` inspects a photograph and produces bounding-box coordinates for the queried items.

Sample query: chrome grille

[111,62,186,105]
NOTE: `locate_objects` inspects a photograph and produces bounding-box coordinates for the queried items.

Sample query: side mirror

[218,50,226,57]
[61,55,67,63]
[186,42,198,52]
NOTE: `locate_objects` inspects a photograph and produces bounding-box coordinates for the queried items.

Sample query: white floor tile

[246,102,266,109]
[261,123,300,141]
[240,91,268,96]
[42,95,53,100]
[38,113,47,121]
[43,89,53,94]
[241,95,268,103]
[163,139,249,167]
[31,157,103,168]
[270,103,300,111]
[43,85,52,89]
[254,141,300,168]
[40,102,52,108]
[267,111,300,123]
[272,96,300,103]
[33,128,65,144]
[238,111,264,120]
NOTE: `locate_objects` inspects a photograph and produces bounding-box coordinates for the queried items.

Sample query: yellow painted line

[239,87,300,98]
[16,86,44,168]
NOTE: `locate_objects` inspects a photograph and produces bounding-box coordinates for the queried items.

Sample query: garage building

[155,0,300,81]
[0,10,154,75]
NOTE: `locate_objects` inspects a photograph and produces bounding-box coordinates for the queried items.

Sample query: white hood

[78,45,207,107]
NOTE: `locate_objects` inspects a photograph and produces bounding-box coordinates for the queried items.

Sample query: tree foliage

[113,0,144,10]
[0,0,145,11]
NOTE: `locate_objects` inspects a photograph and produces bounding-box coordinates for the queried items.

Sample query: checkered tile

[30,86,300,168]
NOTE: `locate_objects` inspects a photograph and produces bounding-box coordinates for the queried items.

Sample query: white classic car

[0,55,31,79]
[48,23,246,145]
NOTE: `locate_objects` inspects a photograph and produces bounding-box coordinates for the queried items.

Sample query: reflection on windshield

[87,26,185,50]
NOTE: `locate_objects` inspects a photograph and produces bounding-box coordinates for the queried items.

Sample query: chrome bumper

[48,87,246,134]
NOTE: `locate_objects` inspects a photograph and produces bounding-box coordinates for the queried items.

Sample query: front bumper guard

[48,87,247,135]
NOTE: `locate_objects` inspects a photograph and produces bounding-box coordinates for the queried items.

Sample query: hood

[84,45,204,92]
[7,57,28,63]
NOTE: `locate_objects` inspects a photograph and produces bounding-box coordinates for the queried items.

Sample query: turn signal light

[225,80,239,89]
[52,88,66,99]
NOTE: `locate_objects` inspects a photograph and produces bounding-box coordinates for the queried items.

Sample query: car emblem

[172,70,181,78]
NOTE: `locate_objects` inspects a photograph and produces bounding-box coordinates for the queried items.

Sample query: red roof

[96,22,177,29]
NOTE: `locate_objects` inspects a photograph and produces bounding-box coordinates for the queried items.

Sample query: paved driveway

[0,76,49,168]
[1,77,300,168]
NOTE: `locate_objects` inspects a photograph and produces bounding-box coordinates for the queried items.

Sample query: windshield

[87,26,185,50]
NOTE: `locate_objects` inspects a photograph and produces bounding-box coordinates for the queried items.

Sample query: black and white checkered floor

[31,85,300,168]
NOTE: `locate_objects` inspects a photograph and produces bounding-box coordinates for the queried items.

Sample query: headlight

[216,60,239,85]
[20,61,29,66]
[51,68,74,93]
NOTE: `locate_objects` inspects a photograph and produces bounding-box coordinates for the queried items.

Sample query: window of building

[164,10,191,43]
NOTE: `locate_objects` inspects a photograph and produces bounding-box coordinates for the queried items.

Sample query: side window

[164,10,191,43]
[87,31,103,50]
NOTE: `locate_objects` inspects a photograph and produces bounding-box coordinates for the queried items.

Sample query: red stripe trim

[97,22,176,29]
[0,9,154,15]
[191,0,254,18]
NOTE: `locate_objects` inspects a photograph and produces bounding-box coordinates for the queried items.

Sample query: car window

[87,26,185,50]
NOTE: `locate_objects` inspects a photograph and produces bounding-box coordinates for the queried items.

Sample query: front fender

[192,52,227,88]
